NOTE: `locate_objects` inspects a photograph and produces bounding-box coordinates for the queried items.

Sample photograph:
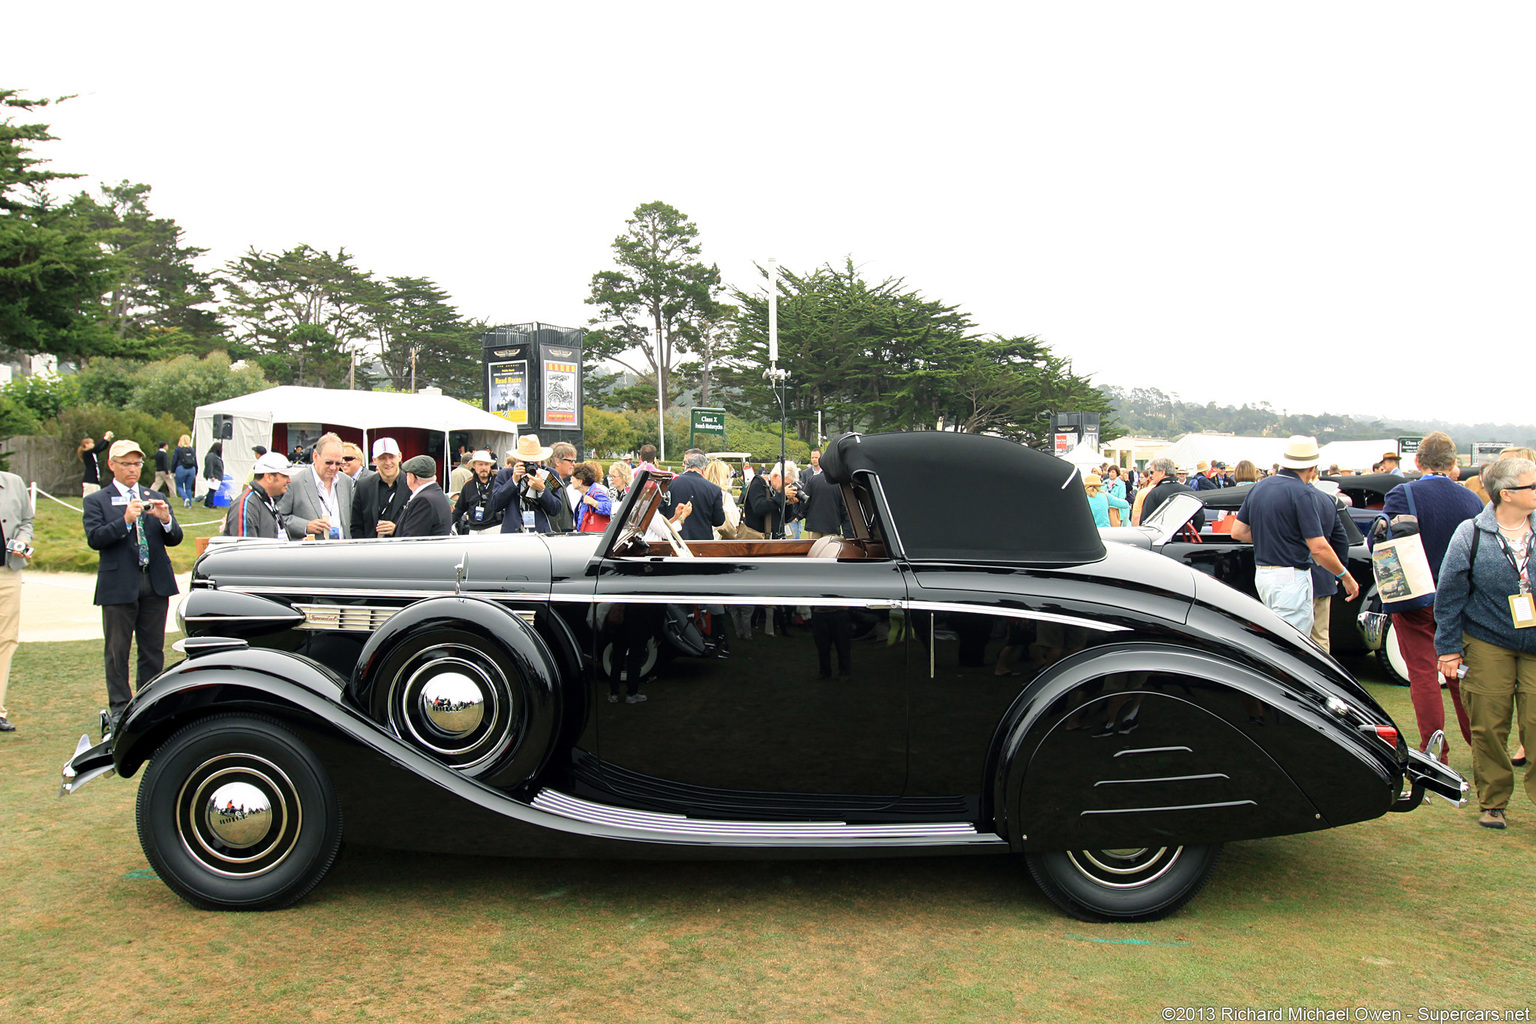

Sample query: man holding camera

[488,435,577,534]
[83,439,184,733]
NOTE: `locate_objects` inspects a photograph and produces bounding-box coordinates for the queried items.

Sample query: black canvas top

[822,431,1105,565]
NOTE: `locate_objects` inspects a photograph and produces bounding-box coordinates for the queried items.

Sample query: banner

[542,358,578,428]
[487,361,528,425]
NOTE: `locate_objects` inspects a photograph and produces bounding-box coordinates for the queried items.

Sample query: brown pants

[0,569,20,718]
[1462,634,1536,813]
[1310,596,1331,652]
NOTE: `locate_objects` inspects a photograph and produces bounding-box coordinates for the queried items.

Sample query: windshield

[609,475,668,555]
[1140,491,1205,544]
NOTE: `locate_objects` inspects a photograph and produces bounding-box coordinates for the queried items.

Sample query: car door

[590,550,910,818]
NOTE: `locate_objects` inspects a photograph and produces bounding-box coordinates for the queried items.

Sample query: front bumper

[59,734,116,797]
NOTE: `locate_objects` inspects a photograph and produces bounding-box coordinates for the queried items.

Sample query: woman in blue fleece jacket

[1434,456,1536,829]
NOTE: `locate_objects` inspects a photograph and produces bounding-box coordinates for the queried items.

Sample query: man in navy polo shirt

[1232,435,1360,634]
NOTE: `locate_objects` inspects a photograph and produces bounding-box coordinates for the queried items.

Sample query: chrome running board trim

[531,790,1006,846]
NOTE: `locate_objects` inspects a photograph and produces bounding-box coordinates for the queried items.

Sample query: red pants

[1394,605,1472,762]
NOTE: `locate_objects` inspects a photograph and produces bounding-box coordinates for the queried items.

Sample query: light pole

[655,324,666,462]
[762,259,791,537]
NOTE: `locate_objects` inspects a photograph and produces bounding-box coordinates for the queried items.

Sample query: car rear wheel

[136,714,342,911]
[1026,843,1222,922]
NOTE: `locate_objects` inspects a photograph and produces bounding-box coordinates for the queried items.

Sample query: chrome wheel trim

[1065,846,1183,889]
[203,780,273,848]
[388,643,516,770]
[175,757,301,879]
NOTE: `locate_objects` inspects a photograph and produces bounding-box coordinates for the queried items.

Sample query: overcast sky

[12,2,1533,426]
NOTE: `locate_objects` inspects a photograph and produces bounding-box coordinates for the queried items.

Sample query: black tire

[1026,843,1222,922]
[136,714,342,911]
[1374,620,1411,686]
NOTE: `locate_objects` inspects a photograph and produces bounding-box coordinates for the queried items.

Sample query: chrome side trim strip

[1092,773,1230,787]
[531,790,1003,844]
[213,587,1127,634]
[1079,799,1257,817]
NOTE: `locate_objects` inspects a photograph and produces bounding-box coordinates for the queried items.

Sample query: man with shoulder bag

[1373,432,1486,762]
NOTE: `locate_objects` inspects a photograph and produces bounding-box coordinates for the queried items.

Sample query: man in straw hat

[1232,435,1360,634]
[82,438,184,734]
[488,434,577,533]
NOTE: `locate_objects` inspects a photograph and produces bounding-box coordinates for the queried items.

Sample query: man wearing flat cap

[396,455,453,537]
[225,453,295,539]
[83,439,184,732]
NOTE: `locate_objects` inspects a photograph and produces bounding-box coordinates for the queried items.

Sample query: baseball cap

[109,439,145,459]
[252,453,294,476]
[372,437,401,458]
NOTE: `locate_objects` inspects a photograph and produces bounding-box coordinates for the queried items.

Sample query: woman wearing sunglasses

[1435,456,1536,829]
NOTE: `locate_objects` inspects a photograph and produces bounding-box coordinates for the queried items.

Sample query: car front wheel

[1026,843,1222,922]
[136,714,343,911]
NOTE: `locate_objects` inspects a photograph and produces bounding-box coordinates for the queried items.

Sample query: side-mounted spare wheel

[354,598,563,791]
[1026,843,1223,922]
[136,714,343,911]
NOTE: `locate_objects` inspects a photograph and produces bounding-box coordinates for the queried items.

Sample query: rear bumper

[1391,745,1468,810]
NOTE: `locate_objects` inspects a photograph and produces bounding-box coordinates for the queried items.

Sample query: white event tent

[1154,433,1397,474]
[193,386,519,491]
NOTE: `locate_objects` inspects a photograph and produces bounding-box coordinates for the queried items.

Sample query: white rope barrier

[28,482,227,529]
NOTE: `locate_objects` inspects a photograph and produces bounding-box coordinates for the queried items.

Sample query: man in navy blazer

[83,439,184,730]
[659,450,726,541]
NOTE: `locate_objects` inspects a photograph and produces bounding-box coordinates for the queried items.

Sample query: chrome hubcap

[204,781,273,848]
[1066,846,1183,888]
[420,672,486,737]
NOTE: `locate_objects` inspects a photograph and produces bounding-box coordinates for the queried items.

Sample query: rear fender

[989,644,1399,850]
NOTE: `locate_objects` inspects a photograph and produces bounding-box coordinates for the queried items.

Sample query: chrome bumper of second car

[59,734,116,797]
[1392,740,1468,810]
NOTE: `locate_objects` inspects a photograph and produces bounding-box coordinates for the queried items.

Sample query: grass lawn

[28,489,228,574]
[3,641,1533,1023]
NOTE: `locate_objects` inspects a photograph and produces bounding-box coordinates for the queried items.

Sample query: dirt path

[20,571,193,643]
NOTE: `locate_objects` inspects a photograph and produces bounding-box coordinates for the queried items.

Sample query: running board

[531,790,1007,847]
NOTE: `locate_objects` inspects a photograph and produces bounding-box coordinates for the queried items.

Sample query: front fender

[112,647,353,778]
[990,643,1401,850]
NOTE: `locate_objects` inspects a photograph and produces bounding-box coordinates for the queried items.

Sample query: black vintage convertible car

[61,432,1464,922]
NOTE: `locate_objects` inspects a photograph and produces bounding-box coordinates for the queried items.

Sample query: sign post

[691,408,727,450]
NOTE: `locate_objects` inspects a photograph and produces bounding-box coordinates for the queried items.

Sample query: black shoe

[100,709,114,739]
[1514,755,1528,767]
[0,716,14,732]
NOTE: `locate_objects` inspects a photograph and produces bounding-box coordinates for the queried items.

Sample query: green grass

[27,489,227,574]
[3,642,1533,1023]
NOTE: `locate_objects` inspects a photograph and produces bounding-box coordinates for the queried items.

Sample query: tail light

[1359,724,1399,748]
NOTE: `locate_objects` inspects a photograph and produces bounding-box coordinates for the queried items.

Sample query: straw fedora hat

[1278,435,1321,470]
[512,434,553,463]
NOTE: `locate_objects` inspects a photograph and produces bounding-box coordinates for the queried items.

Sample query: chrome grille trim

[293,603,538,632]
[531,790,998,843]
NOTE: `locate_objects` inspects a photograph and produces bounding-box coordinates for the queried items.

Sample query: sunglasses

[320,460,343,467]
[342,456,358,463]
[1503,484,1536,492]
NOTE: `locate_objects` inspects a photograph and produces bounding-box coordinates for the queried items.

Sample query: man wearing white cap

[224,453,295,538]
[82,438,184,731]
[1232,435,1360,634]
[352,436,407,538]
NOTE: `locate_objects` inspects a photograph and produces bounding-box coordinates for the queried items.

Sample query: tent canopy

[193,386,519,489]
[1155,433,1397,474]
[1060,438,1105,468]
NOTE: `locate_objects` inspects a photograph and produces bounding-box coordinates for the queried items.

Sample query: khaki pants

[82,483,100,497]
[1311,596,1331,652]
[1461,634,1536,813]
[0,569,21,718]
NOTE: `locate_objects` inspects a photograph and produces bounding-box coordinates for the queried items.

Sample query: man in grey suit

[277,432,356,539]
[0,469,35,732]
